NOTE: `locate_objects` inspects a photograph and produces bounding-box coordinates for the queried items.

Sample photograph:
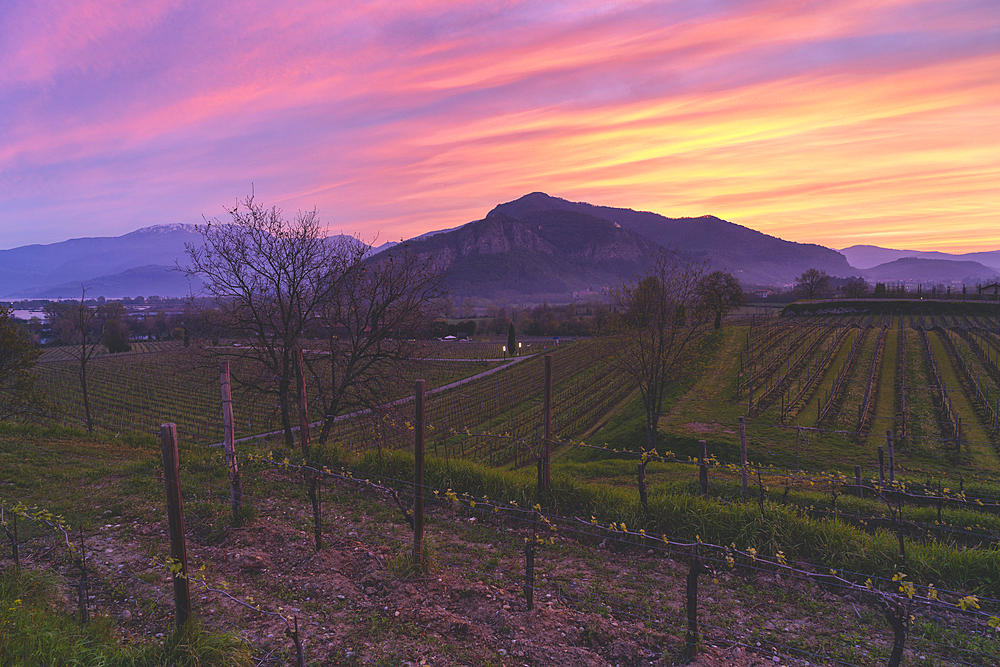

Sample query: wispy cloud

[0,0,997,252]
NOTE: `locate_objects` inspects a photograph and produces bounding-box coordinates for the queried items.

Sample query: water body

[9,309,45,321]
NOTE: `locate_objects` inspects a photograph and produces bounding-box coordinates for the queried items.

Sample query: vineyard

[31,343,495,445]
[25,311,1000,529]
[9,304,1000,665]
[24,310,1000,524]
[724,310,1000,473]
[31,337,633,462]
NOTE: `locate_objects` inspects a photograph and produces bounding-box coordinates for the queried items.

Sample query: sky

[1,0,997,253]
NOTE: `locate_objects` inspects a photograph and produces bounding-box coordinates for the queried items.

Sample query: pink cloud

[0,0,997,253]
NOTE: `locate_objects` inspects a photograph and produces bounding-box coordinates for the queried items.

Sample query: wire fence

[3,433,998,667]
[9,314,1000,664]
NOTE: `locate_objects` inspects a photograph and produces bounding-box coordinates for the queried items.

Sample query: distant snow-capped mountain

[0,224,203,298]
[131,223,199,234]
[0,224,401,298]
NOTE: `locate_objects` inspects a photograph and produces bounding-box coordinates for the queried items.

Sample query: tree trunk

[296,349,310,457]
[645,387,661,450]
[279,372,294,447]
[319,414,334,445]
[318,336,337,445]
[80,359,93,434]
[646,408,658,450]
[637,460,649,512]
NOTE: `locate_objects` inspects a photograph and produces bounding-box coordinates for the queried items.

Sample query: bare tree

[0,307,45,422]
[608,250,710,450]
[183,193,362,447]
[795,268,831,299]
[697,270,744,330]
[45,288,102,432]
[843,276,869,299]
[461,298,476,319]
[309,248,446,444]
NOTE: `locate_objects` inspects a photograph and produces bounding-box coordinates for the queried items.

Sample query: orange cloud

[0,0,997,253]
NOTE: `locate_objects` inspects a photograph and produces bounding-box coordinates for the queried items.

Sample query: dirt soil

[25,469,941,667]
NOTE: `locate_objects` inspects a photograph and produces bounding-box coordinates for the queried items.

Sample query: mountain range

[839,245,1000,270]
[2,193,998,300]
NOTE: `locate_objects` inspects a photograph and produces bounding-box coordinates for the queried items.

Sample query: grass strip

[353,449,1000,598]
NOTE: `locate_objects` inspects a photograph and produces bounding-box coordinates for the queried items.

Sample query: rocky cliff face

[459,213,558,257]
[391,207,658,298]
[412,209,655,268]
[492,192,854,285]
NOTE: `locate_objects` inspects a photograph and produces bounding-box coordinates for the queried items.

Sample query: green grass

[351,448,1000,598]
[863,323,898,451]
[929,330,1000,470]
[0,569,253,667]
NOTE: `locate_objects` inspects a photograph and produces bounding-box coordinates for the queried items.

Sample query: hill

[9,264,204,299]
[840,244,1000,271]
[862,257,1000,285]
[490,192,854,286]
[0,226,384,299]
[397,207,661,298]
[0,224,201,298]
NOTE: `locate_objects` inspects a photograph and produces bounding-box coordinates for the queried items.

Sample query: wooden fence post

[76,526,89,625]
[878,445,885,488]
[886,430,895,483]
[308,473,323,552]
[413,380,425,569]
[684,558,707,660]
[542,355,552,494]
[699,440,708,498]
[219,361,243,518]
[160,423,191,627]
[739,417,748,498]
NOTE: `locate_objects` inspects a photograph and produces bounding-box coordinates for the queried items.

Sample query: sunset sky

[1,0,997,252]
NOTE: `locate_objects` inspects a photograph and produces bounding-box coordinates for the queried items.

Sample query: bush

[102,319,132,353]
